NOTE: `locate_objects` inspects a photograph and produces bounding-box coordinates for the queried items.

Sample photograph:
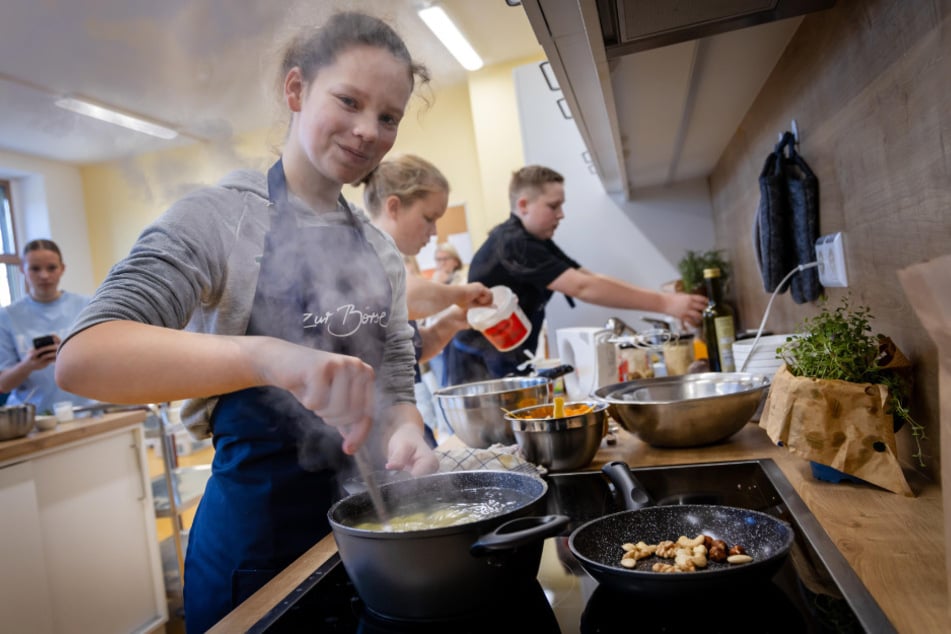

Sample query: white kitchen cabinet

[0,460,56,633]
[0,424,167,634]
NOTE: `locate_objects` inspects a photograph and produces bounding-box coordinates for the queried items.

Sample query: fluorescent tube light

[418,6,484,71]
[55,96,179,140]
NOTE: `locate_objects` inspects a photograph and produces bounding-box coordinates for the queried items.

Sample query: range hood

[520,0,836,198]
[598,0,835,57]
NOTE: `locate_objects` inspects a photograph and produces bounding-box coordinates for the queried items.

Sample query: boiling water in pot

[349,487,527,532]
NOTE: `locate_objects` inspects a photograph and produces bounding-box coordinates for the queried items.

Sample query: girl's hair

[23,239,62,261]
[278,11,430,100]
[508,165,564,210]
[362,154,449,219]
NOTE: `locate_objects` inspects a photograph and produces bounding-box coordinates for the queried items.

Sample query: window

[0,180,22,306]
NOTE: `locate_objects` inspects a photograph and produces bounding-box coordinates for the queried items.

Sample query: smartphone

[33,335,56,349]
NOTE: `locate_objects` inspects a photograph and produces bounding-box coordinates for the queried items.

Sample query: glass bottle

[702,267,736,372]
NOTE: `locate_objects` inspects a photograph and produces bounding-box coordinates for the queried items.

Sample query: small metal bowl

[504,400,609,472]
[434,377,552,449]
[594,373,770,448]
[0,404,37,441]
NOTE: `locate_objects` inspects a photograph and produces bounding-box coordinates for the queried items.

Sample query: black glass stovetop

[247,459,895,633]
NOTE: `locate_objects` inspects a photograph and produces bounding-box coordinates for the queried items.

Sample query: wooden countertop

[0,409,148,465]
[211,422,948,633]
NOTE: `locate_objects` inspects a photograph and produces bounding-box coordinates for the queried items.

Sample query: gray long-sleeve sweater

[65,169,416,439]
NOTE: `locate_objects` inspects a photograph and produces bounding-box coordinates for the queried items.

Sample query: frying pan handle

[602,461,654,511]
[470,514,570,556]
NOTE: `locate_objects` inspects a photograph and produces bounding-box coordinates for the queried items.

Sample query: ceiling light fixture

[417,5,484,71]
[55,96,179,140]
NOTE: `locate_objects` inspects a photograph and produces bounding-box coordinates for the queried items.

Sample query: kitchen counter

[210,422,948,633]
[0,409,148,465]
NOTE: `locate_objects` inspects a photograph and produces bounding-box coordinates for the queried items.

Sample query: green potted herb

[759,296,924,496]
[678,249,730,295]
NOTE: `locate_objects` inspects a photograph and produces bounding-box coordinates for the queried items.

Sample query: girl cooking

[56,11,438,632]
[363,153,493,440]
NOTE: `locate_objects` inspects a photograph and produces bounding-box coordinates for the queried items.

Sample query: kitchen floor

[147,442,214,634]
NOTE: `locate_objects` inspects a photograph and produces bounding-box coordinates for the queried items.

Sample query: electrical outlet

[815,232,848,287]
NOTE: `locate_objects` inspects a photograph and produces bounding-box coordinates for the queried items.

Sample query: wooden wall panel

[709,0,950,480]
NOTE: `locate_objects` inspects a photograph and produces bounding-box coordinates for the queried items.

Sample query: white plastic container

[467,286,532,352]
[53,400,74,422]
[733,334,796,375]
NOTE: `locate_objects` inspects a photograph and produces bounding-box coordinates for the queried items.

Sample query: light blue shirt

[0,291,98,414]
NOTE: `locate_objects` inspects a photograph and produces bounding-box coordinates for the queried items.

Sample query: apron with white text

[183,160,391,632]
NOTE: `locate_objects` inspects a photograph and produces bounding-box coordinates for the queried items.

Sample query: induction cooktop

[247,459,895,633]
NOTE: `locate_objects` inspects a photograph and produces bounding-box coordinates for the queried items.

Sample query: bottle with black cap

[701,267,736,372]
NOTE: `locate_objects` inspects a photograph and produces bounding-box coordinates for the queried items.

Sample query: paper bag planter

[760,365,913,496]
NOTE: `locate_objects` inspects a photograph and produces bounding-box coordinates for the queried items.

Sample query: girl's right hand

[456,282,493,309]
[27,335,61,370]
[256,339,376,454]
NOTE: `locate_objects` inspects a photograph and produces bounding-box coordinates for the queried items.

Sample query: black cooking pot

[328,470,569,621]
[568,462,794,594]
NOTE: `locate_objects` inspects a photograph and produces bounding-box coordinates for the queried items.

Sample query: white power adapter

[815,232,848,287]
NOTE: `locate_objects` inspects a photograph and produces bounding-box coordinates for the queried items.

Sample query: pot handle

[602,461,654,511]
[470,514,570,556]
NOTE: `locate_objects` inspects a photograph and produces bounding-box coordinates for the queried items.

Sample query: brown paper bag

[760,365,913,496]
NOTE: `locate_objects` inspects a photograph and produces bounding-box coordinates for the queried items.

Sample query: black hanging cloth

[753,131,821,304]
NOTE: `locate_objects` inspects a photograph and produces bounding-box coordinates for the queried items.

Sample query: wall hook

[778,119,800,149]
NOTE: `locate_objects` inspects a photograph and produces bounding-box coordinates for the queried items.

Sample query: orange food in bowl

[512,402,594,419]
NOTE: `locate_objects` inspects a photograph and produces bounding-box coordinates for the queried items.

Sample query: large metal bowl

[504,400,609,472]
[0,404,36,441]
[594,372,770,447]
[433,377,552,448]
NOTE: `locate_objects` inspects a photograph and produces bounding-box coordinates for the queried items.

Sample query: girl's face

[434,250,460,274]
[24,248,64,302]
[388,190,448,256]
[291,45,413,188]
[517,182,565,240]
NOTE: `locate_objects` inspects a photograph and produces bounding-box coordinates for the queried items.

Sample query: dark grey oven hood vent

[596,0,836,57]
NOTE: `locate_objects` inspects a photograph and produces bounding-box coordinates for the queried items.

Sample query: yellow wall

[466,53,545,244]
[81,128,276,279]
[78,54,544,283]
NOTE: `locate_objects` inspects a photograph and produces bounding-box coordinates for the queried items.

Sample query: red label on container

[483,312,529,351]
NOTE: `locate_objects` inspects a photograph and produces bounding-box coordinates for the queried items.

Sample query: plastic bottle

[701,267,736,372]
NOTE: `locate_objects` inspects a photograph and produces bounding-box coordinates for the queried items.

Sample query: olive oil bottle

[702,267,736,372]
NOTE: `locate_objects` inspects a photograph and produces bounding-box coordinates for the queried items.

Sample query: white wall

[0,150,95,297]
[514,63,716,348]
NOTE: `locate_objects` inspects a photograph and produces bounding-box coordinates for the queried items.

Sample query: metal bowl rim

[594,372,770,405]
[432,376,552,399]
[504,400,609,431]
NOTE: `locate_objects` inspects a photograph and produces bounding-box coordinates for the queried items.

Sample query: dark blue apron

[183,160,392,633]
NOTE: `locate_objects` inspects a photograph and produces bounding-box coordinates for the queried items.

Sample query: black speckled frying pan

[568,461,795,594]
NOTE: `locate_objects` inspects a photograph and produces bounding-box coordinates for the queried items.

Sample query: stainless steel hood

[598,0,835,56]
[521,0,836,198]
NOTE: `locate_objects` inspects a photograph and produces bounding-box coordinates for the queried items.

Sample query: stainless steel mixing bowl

[504,400,609,472]
[594,372,770,447]
[0,404,36,441]
[433,377,552,448]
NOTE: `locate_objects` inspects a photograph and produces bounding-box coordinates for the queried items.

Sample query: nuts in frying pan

[708,544,728,562]
[620,541,657,567]
[618,534,752,572]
